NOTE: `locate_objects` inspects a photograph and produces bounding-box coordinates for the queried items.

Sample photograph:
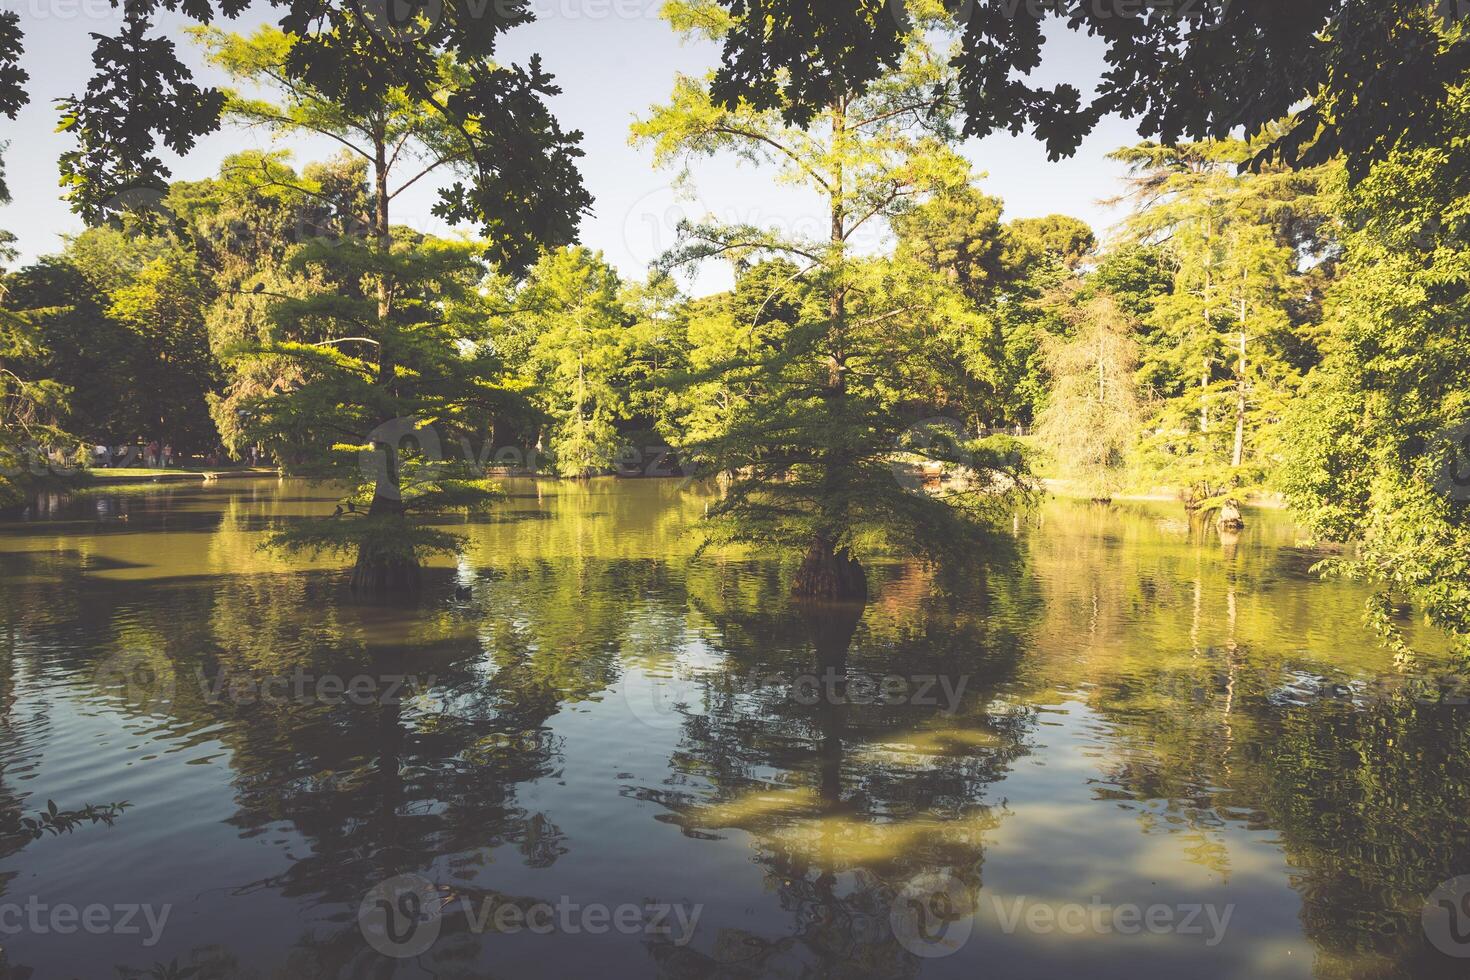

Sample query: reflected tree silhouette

[633,567,1034,977]
[3,486,1470,977]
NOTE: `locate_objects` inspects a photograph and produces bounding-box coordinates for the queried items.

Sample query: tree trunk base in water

[350,552,422,600]
[792,540,868,602]
[1217,499,1245,531]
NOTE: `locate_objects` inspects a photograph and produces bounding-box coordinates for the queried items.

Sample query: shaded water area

[1,479,1468,978]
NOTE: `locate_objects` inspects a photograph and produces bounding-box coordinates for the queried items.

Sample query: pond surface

[0,479,1467,978]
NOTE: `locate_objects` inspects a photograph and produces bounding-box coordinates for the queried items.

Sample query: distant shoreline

[75,469,1292,512]
[83,466,281,486]
[1040,479,1289,510]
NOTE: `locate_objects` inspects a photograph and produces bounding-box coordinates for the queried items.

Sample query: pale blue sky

[1,1,1142,292]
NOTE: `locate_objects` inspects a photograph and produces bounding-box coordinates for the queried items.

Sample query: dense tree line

[1,5,1467,649]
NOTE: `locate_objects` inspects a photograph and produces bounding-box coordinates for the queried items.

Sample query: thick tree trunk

[791,98,866,605]
[1217,498,1245,530]
[349,440,422,600]
[791,534,868,601]
[351,488,419,597]
[348,125,422,601]
[350,550,421,597]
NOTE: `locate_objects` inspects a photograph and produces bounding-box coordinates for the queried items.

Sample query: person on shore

[162,443,174,468]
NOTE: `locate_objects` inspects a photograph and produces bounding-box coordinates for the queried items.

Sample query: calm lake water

[1,478,1468,978]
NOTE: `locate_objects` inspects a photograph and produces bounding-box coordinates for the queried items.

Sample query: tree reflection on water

[0,483,1466,977]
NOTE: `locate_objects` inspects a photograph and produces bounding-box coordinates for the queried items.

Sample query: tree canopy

[1,0,589,273]
[701,0,1468,177]
[1,2,1468,646]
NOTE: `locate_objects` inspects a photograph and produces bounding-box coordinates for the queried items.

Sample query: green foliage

[4,799,130,840]
[232,231,515,579]
[698,0,1464,178]
[4,0,1465,646]
[893,187,1086,427]
[1006,215,1096,272]
[1091,245,1173,320]
[230,234,511,460]
[495,247,638,476]
[0,168,70,504]
[106,245,219,448]
[892,186,1012,304]
[0,297,71,505]
[1035,290,1142,498]
[11,1,590,275]
[268,469,504,565]
[636,18,1033,591]
[1279,90,1470,645]
[177,153,367,455]
[1109,139,1331,501]
[0,209,224,457]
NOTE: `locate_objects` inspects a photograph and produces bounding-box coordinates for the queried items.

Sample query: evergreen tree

[236,233,510,596]
[1034,290,1141,500]
[0,268,70,505]
[893,187,1091,428]
[1,258,125,449]
[1279,88,1470,647]
[500,247,634,477]
[1110,140,1327,504]
[194,25,578,597]
[635,3,1028,600]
